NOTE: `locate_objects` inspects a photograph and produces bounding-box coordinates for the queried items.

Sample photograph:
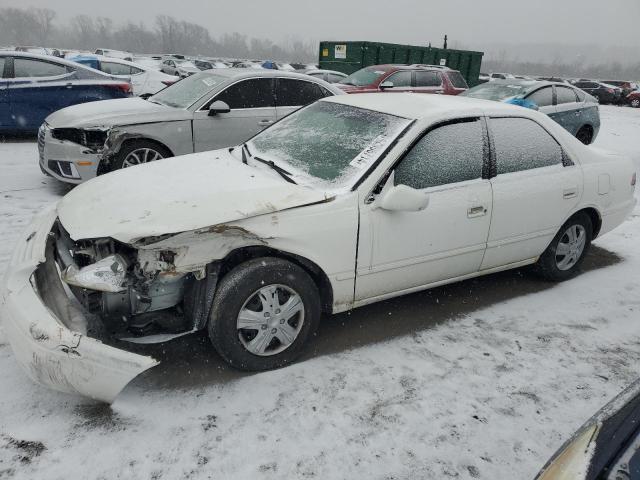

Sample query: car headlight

[62,254,129,293]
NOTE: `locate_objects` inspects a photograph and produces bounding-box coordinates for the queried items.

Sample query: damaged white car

[1,93,636,402]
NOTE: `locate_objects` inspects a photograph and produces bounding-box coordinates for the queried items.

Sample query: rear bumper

[38,124,101,184]
[0,207,158,403]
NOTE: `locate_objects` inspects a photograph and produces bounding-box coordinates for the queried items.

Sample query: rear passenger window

[215,78,275,109]
[14,58,67,78]
[415,71,442,87]
[447,71,469,89]
[395,119,485,189]
[556,86,578,104]
[101,62,132,76]
[526,87,553,107]
[0,58,5,77]
[276,79,326,107]
[491,117,563,174]
[575,89,586,102]
[386,71,411,87]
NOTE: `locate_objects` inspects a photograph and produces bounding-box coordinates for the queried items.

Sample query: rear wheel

[534,213,593,281]
[576,126,593,145]
[630,98,640,108]
[208,257,321,371]
[110,140,171,171]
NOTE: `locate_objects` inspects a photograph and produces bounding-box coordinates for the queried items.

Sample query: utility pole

[444,34,448,49]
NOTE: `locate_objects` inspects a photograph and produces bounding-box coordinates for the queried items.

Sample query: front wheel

[208,257,321,371]
[110,140,171,171]
[534,213,593,281]
[630,98,640,108]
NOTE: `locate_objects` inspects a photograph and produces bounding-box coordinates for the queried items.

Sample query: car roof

[321,92,530,120]
[303,69,346,75]
[362,64,455,73]
[0,50,97,69]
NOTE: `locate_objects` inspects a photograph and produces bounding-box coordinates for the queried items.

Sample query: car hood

[45,97,191,129]
[57,149,331,243]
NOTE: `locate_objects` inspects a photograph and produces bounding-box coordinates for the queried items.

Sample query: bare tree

[31,8,56,46]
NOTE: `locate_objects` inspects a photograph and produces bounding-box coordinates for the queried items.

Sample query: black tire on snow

[207,257,322,371]
[533,212,593,282]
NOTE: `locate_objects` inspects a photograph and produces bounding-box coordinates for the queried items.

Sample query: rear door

[412,71,444,94]
[8,56,74,130]
[274,78,331,119]
[551,85,582,135]
[192,77,276,152]
[482,116,582,270]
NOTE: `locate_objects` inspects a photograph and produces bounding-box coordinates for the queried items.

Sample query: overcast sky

[3,0,639,50]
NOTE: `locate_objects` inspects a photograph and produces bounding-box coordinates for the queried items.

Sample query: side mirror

[380,81,394,90]
[379,184,429,212]
[208,100,231,116]
[139,93,153,100]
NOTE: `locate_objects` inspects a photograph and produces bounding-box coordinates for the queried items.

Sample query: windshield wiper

[253,156,297,184]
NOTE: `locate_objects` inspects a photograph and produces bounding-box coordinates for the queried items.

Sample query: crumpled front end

[0,207,158,403]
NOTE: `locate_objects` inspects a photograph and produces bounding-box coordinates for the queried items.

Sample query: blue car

[461,80,600,144]
[0,52,132,134]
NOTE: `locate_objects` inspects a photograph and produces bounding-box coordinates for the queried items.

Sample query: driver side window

[395,119,486,189]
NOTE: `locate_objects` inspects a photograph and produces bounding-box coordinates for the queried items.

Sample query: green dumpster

[318,41,484,87]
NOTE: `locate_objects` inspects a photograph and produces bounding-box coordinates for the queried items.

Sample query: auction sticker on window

[335,45,347,59]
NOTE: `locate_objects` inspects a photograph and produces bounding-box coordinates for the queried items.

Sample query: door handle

[467,206,487,218]
[435,90,444,94]
[258,119,274,126]
[563,187,578,199]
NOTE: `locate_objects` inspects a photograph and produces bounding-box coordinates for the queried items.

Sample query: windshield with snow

[340,67,388,86]
[150,72,226,108]
[249,101,411,188]
[462,82,533,101]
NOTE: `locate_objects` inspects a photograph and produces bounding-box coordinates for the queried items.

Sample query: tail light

[105,83,132,95]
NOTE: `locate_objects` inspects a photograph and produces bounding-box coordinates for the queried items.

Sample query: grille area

[37,125,46,162]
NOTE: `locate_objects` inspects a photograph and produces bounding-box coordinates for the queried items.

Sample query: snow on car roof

[320,91,529,120]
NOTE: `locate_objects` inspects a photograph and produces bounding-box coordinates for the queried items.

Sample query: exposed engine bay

[54,222,210,338]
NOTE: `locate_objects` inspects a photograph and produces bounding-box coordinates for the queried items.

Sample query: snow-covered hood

[57,149,331,243]
[45,97,191,129]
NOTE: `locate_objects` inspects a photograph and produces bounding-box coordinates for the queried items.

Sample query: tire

[110,139,171,171]
[208,257,321,371]
[576,126,593,145]
[534,213,593,281]
[630,98,640,108]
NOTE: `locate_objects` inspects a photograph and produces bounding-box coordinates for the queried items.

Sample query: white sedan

[1,94,636,402]
[75,55,177,96]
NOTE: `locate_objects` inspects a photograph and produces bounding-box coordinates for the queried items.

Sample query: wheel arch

[568,206,602,239]
[218,246,334,314]
[98,136,174,175]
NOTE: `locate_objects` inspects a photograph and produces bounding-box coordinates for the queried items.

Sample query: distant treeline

[0,7,317,62]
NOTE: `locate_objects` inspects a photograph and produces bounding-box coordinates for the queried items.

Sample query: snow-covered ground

[1,106,639,479]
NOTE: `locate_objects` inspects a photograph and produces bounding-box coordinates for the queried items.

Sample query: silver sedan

[39,69,344,183]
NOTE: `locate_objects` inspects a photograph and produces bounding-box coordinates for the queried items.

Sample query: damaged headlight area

[54,223,196,337]
[50,128,108,151]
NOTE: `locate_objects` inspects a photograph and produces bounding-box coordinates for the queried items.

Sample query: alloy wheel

[555,224,587,271]
[122,148,164,168]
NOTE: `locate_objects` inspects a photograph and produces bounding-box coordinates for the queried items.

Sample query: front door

[481,116,582,270]
[356,117,492,302]
[192,77,277,152]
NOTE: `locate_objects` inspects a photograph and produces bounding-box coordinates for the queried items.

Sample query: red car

[337,64,468,95]
[627,90,640,108]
